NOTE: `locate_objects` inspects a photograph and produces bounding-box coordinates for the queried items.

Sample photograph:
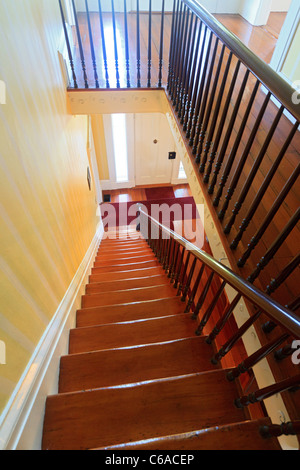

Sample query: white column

[239,0,272,26]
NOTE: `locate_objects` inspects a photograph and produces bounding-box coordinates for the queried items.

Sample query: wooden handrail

[137,205,300,339]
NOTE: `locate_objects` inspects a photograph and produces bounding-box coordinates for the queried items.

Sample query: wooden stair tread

[69,314,197,354]
[76,297,186,327]
[94,253,154,264]
[95,418,281,450]
[42,370,247,450]
[81,284,178,308]
[59,336,219,393]
[85,275,170,293]
[89,266,165,282]
[91,260,161,273]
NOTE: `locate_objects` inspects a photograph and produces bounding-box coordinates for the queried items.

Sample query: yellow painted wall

[91,115,110,180]
[0,0,98,414]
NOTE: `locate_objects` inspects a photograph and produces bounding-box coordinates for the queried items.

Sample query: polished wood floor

[103,183,192,203]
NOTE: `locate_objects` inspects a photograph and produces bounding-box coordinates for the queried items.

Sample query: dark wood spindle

[207,60,241,194]
[98,0,110,88]
[197,43,226,172]
[202,51,233,183]
[58,0,78,88]
[196,280,226,335]
[181,255,197,302]
[147,0,152,87]
[177,250,191,296]
[158,0,165,87]
[124,0,131,87]
[136,0,141,87]
[182,17,200,128]
[178,12,195,119]
[168,0,181,97]
[205,292,241,342]
[231,121,299,247]
[227,333,290,381]
[260,421,300,439]
[247,208,300,283]
[185,262,205,313]
[174,244,186,289]
[71,0,89,88]
[234,375,300,409]
[174,6,189,109]
[238,162,300,267]
[192,270,215,320]
[229,105,285,248]
[167,0,177,92]
[111,0,120,88]
[193,36,220,159]
[212,69,251,207]
[216,79,261,219]
[85,0,99,88]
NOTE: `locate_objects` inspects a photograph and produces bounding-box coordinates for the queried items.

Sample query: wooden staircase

[42,230,282,450]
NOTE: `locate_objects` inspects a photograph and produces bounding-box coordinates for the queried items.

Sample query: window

[111,114,129,182]
[178,161,187,179]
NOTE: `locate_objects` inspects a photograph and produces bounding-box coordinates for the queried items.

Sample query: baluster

[193,36,220,160]
[205,292,241,342]
[178,13,195,119]
[207,60,241,194]
[216,79,260,219]
[181,255,197,302]
[261,254,300,333]
[247,208,300,283]
[177,250,191,296]
[185,22,206,138]
[260,421,300,439]
[174,244,186,289]
[171,2,185,102]
[196,280,226,335]
[167,0,177,92]
[202,51,233,183]
[222,90,272,233]
[197,43,226,172]
[85,0,100,88]
[167,237,175,276]
[182,17,200,129]
[212,69,251,207]
[174,7,189,110]
[136,0,141,87]
[111,0,120,88]
[227,333,290,382]
[229,105,285,248]
[163,237,170,270]
[168,0,180,96]
[71,0,89,88]
[231,121,299,246]
[238,162,300,267]
[58,0,78,88]
[234,374,300,409]
[192,270,215,320]
[124,0,131,87]
[170,241,180,283]
[158,0,165,87]
[185,262,205,313]
[189,29,213,147]
[98,0,110,88]
[210,270,300,363]
[147,0,152,87]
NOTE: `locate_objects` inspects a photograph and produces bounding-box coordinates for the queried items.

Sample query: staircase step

[89,266,165,283]
[69,314,196,354]
[81,284,178,308]
[86,275,169,294]
[98,241,148,250]
[91,260,160,273]
[95,249,153,261]
[94,253,154,266]
[59,337,218,393]
[42,370,247,450]
[95,418,281,450]
[76,297,186,327]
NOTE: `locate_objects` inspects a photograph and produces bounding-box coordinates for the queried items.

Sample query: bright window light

[178,161,187,179]
[111,114,129,182]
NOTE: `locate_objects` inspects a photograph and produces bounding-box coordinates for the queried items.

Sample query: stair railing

[137,205,300,435]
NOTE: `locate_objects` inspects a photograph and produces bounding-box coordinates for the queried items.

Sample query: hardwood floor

[102,183,192,203]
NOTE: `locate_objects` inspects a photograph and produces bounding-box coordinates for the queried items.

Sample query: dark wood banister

[137,205,300,339]
[183,0,300,122]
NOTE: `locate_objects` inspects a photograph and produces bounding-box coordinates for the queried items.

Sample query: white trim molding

[0,222,104,450]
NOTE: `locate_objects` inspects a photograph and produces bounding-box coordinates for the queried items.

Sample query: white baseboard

[0,223,104,450]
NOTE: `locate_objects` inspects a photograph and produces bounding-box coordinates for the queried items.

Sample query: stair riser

[85,275,169,294]
[94,255,154,266]
[89,267,164,283]
[91,261,161,273]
